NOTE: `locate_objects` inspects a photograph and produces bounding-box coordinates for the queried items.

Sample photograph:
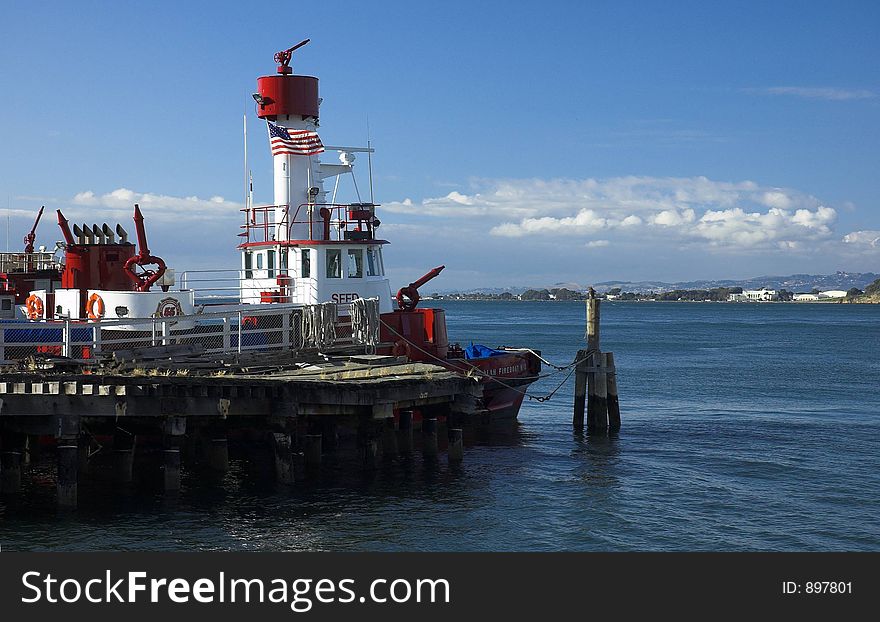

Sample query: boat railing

[0,299,374,364]
[239,202,378,244]
[0,252,60,273]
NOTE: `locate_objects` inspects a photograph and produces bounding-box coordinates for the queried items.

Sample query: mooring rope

[301,302,338,350]
[379,318,593,403]
[350,297,380,354]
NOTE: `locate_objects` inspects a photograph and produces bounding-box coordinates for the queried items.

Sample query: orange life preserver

[86,293,105,320]
[25,294,44,320]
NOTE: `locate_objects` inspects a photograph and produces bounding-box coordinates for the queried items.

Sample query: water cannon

[274,38,310,75]
[396,265,445,311]
[123,204,167,292]
[23,205,44,254]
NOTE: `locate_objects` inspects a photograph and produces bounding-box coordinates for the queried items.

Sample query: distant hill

[435,272,880,296]
[594,271,880,294]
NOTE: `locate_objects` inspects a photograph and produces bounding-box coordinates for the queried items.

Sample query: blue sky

[1,0,878,288]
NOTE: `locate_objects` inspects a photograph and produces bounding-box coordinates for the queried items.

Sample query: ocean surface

[1,301,878,551]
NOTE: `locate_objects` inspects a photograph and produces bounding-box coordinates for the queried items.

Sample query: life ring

[25,294,43,320]
[86,293,105,320]
[392,339,412,359]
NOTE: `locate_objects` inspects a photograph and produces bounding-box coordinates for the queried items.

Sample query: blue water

[1,301,878,551]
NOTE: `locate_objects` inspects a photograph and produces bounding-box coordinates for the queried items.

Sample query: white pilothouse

[237,38,394,314]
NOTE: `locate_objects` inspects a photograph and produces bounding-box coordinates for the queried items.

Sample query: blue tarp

[464,343,506,360]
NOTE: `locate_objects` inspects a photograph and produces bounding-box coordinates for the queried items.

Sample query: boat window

[347,248,363,278]
[280,250,289,272]
[267,250,275,278]
[256,252,264,270]
[326,249,341,279]
[377,248,385,276]
[301,249,311,278]
[244,251,253,279]
[366,248,378,276]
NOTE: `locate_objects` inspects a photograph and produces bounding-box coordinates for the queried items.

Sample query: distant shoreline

[430,297,879,304]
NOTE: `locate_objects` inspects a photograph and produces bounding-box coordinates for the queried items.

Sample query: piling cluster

[572,296,621,433]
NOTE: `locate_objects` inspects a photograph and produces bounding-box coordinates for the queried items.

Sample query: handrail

[240,202,377,244]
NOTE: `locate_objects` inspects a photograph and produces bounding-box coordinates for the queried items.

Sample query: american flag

[267,121,324,156]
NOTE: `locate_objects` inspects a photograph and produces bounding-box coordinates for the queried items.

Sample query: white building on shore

[818,290,848,299]
[793,293,819,301]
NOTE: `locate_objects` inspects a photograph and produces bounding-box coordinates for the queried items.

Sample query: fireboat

[0,39,541,422]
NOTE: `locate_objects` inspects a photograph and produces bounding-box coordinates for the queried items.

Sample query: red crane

[23,205,44,254]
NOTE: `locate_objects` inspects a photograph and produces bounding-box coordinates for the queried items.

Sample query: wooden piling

[422,417,438,459]
[77,436,90,475]
[162,417,185,492]
[304,434,322,468]
[113,429,136,484]
[398,410,413,454]
[1,430,24,494]
[448,428,464,464]
[208,438,229,473]
[587,351,609,432]
[56,440,79,508]
[272,432,294,485]
[381,417,398,458]
[321,420,339,452]
[606,351,621,431]
[163,449,181,491]
[572,349,589,428]
[587,296,601,352]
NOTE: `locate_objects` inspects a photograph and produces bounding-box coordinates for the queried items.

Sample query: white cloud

[586,240,610,248]
[70,187,241,221]
[842,230,880,248]
[753,86,876,101]
[392,176,838,251]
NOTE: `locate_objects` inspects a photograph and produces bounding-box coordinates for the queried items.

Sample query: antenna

[243,112,249,211]
[367,116,375,205]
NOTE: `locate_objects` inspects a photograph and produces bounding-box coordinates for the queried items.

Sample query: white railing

[0,302,359,364]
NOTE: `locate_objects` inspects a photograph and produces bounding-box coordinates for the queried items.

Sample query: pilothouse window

[326,249,341,279]
[366,248,378,276]
[347,249,363,278]
[301,249,311,278]
[244,252,253,279]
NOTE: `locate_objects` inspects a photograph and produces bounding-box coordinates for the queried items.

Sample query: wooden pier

[0,354,480,507]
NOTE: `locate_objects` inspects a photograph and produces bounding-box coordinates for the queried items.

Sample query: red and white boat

[0,39,541,422]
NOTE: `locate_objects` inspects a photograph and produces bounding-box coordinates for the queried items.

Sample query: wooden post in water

[56,441,78,508]
[587,293,601,352]
[272,432,295,485]
[398,410,413,454]
[113,428,136,484]
[422,417,438,460]
[572,349,588,429]
[448,428,464,464]
[162,417,186,492]
[208,433,229,473]
[606,352,621,431]
[587,351,609,432]
[304,434,322,468]
[381,417,398,459]
[0,431,25,494]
